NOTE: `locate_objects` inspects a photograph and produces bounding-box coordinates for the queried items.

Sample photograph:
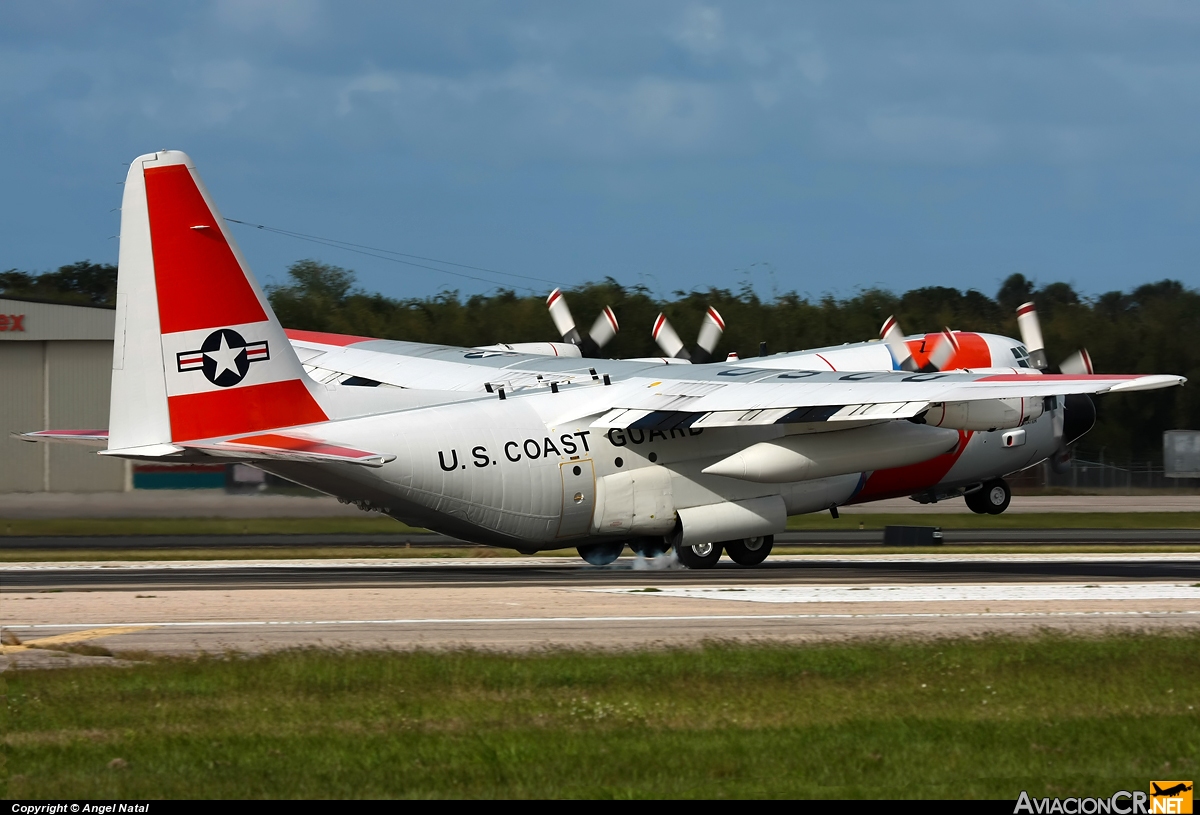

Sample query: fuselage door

[558,460,596,538]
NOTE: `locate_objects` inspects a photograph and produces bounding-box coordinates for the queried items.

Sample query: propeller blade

[689,306,725,364]
[652,313,690,360]
[924,329,960,372]
[695,307,725,356]
[880,315,918,372]
[585,306,620,354]
[1016,302,1049,370]
[546,288,583,346]
[1058,349,1094,376]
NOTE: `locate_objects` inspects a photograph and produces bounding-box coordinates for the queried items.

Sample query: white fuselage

[261,333,1062,549]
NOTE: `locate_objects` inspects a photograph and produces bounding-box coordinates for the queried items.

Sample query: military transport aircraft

[19,151,1186,567]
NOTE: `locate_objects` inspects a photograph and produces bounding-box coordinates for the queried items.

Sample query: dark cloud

[1,1,1199,302]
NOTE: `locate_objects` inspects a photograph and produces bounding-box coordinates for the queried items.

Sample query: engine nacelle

[924,398,1044,431]
[702,422,960,484]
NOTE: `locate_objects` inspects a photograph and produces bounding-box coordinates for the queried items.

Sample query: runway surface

[3,554,1199,669]
[7,528,1200,550]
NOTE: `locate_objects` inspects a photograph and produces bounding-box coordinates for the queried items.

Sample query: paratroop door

[557,460,596,538]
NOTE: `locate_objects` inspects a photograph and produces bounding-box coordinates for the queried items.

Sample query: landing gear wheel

[628,536,669,558]
[577,541,623,565]
[724,535,774,567]
[675,541,723,569]
[980,478,1011,515]
[964,487,990,514]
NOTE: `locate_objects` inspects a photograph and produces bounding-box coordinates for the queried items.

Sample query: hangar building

[0,296,129,492]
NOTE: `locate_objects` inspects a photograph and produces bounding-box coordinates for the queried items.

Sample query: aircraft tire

[724,535,774,567]
[628,536,669,558]
[964,488,991,514]
[675,541,723,569]
[577,541,624,565]
[981,479,1012,515]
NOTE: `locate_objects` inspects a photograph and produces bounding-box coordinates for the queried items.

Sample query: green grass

[0,546,526,562]
[4,634,1198,798]
[788,512,1200,530]
[0,516,422,537]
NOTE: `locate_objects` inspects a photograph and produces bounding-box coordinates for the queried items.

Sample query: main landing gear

[675,535,774,569]
[965,478,1011,515]
[675,540,723,569]
[576,541,624,565]
[723,535,774,567]
[577,535,776,568]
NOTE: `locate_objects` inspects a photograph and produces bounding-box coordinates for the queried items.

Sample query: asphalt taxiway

[3,554,1198,668]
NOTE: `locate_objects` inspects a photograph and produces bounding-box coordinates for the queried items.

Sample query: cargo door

[557,460,596,538]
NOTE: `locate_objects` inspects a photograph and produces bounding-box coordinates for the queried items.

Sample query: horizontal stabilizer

[179,432,395,467]
[15,430,109,446]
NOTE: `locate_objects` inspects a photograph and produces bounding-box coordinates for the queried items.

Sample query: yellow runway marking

[1,625,155,653]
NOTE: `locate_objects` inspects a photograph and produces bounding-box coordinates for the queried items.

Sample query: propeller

[546,288,619,358]
[880,317,959,372]
[1015,302,1094,375]
[924,328,960,373]
[1014,301,1096,471]
[652,306,725,363]
[880,316,919,372]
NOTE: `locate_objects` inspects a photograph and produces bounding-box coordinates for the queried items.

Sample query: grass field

[0,516,417,537]
[4,634,1198,798]
[787,513,1200,530]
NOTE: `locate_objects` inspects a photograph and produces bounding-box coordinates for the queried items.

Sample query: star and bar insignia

[177,328,269,388]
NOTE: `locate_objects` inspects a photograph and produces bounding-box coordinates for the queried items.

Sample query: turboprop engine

[702,423,961,483]
[922,397,1045,431]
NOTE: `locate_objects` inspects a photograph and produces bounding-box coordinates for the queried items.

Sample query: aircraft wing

[586,371,1185,429]
[284,329,1184,433]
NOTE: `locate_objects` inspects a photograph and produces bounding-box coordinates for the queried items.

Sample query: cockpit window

[1011,345,1031,368]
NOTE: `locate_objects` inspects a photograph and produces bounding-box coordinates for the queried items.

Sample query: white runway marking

[7,610,1200,631]
[599,583,1200,604]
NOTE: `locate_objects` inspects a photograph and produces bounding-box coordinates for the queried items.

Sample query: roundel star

[204,331,245,380]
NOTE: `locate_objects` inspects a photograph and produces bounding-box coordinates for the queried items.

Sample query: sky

[3,1,1200,303]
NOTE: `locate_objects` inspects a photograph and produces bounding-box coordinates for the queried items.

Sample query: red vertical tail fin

[109,151,328,449]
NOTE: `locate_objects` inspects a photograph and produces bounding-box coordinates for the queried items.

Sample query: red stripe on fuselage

[167,380,328,442]
[283,329,377,347]
[847,430,972,504]
[144,164,267,334]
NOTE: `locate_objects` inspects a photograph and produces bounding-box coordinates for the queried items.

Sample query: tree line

[6,258,1196,463]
